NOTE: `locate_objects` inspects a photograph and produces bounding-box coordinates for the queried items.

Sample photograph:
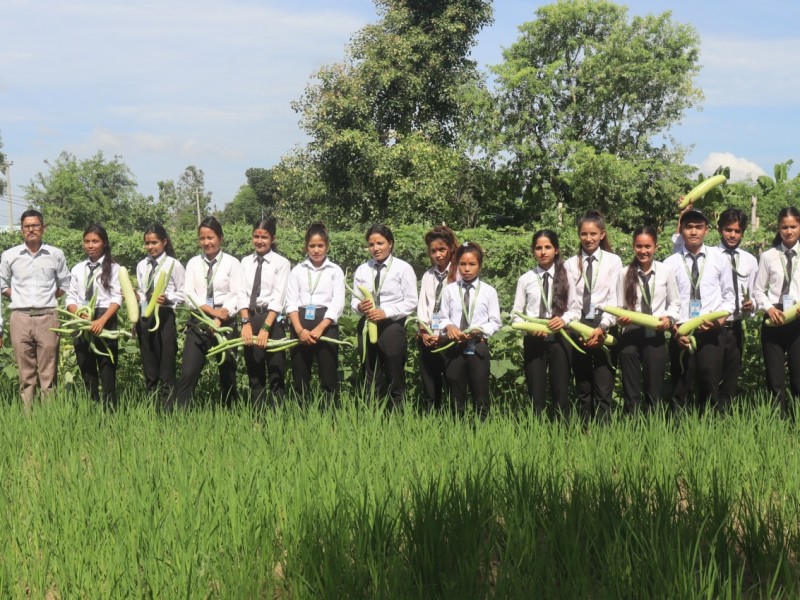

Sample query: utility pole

[195,188,201,227]
[1,161,12,230]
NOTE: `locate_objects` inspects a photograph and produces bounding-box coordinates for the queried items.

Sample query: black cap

[679,208,710,226]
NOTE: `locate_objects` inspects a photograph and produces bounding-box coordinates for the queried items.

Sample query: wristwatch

[241,318,250,325]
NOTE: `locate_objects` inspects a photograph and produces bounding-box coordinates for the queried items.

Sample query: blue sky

[1,0,798,220]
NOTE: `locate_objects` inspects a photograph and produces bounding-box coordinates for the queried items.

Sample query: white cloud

[695,152,766,182]
[700,35,800,107]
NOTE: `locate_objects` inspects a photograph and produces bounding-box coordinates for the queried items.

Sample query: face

[198,226,222,258]
[533,236,558,270]
[306,234,328,266]
[428,239,451,270]
[252,228,274,255]
[458,251,481,282]
[368,233,392,262]
[21,216,44,246]
[779,216,800,247]
[144,233,168,258]
[680,220,708,250]
[719,221,744,249]
[579,222,606,254]
[633,234,657,267]
[83,232,106,263]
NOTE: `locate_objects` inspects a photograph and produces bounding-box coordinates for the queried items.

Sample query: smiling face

[579,222,606,255]
[252,228,274,256]
[779,216,800,248]
[533,236,558,270]
[368,233,392,262]
[633,233,657,270]
[198,226,222,259]
[83,232,106,263]
[719,221,744,250]
[428,238,451,271]
[144,233,167,258]
[680,220,708,253]
[306,234,328,267]
[458,250,481,282]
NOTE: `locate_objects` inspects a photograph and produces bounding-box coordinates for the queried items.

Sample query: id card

[431,312,442,331]
[305,304,316,320]
[464,339,476,355]
[783,295,794,310]
[689,300,701,318]
[585,302,596,319]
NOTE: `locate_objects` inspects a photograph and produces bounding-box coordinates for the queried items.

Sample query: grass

[0,392,798,598]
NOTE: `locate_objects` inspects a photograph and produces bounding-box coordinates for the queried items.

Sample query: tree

[23,151,165,230]
[219,168,279,224]
[158,165,212,231]
[481,0,702,229]
[276,0,494,227]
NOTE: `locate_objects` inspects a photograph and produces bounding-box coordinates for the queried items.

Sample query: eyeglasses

[22,224,43,231]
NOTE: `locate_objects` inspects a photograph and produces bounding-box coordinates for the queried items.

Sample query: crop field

[0,391,798,599]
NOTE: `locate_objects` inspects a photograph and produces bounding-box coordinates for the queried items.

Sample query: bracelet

[262,322,271,332]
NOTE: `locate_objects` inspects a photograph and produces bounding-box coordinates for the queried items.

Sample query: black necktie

[582,255,594,319]
[688,253,702,301]
[539,272,550,318]
[205,258,217,302]
[724,249,739,315]
[781,249,796,298]
[639,271,653,315]
[145,258,158,301]
[460,282,473,330]
[249,256,265,311]
[374,262,385,306]
[85,263,99,302]
[433,270,447,313]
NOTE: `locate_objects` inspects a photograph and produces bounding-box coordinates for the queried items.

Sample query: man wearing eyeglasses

[0,210,71,411]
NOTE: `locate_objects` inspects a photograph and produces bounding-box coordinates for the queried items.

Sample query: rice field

[1,391,799,598]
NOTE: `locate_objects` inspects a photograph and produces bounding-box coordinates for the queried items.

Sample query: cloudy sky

[1,0,798,220]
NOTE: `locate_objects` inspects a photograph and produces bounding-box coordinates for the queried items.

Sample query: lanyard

[459,281,481,327]
[682,252,707,296]
[373,256,394,297]
[535,270,551,314]
[581,250,602,294]
[307,265,324,303]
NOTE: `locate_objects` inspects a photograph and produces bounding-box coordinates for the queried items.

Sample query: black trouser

[357,317,407,409]
[418,335,447,411]
[290,307,338,402]
[243,311,286,409]
[174,318,239,410]
[618,327,666,414]
[444,340,490,420]
[523,333,571,417]
[761,318,800,417]
[571,332,615,423]
[74,308,118,407]
[719,319,743,407]
[137,307,177,410]
[669,327,729,413]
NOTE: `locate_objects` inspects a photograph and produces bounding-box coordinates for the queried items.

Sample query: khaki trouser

[9,310,60,411]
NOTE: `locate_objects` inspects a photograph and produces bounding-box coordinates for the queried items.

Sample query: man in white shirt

[0,210,71,411]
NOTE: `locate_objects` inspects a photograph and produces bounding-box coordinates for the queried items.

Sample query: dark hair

[143,223,176,258]
[253,217,277,251]
[83,223,115,291]
[532,229,569,316]
[198,216,224,239]
[424,225,459,283]
[366,223,394,246]
[20,209,43,226]
[455,241,484,268]
[305,222,329,246]
[624,226,658,310]
[773,207,800,247]
[717,207,748,231]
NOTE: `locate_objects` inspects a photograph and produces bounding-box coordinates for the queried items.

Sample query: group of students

[2,205,800,418]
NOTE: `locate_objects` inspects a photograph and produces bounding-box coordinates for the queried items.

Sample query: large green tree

[276,0,493,228]
[23,151,166,230]
[158,165,212,232]
[481,0,702,229]
[218,168,278,224]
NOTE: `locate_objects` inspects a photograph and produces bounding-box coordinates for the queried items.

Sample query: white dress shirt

[351,255,418,320]
[512,265,577,322]
[286,258,346,323]
[135,254,186,307]
[0,243,71,309]
[417,265,458,325]
[439,277,502,337]
[184,251,241,314]
[663,245,736,323]
[237,251,291,314]
[615,261,680,331]
[66,256,122,309]
[753,243,800,310]
[565,249,623,328]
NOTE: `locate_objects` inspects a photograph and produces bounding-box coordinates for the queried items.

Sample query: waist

[13,307,55,316]
[248,304,270,314]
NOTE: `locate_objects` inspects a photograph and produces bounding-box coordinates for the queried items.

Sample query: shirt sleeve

[166,259,186,306]
[285,266,301,315]
[184,258,205,310]
[222,258,241,315]
[66,264,81,307]
[599,256,621,329]
[267,257,290,314]
[108,264,123,306]
[324,266,346,323]
[753,252,772,312]
[351,264,368,314]
[479,286,502,338]
[511,274,527,322]
[55,249,71,292]
[382,262,417,320]
[0,252,10,292]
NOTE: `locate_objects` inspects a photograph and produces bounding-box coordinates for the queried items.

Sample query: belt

[249,305,269,315]
[14,308,55,316]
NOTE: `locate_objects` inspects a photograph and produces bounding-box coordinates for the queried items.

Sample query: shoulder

[392,256,415,273]
[604,251,623,267]
[273,252,291,268]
